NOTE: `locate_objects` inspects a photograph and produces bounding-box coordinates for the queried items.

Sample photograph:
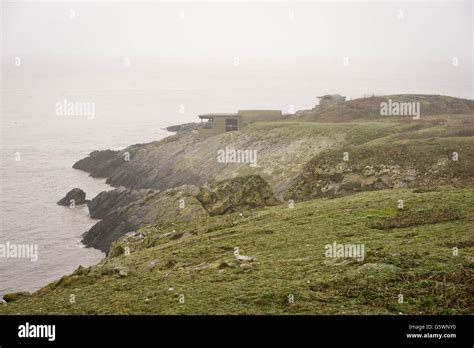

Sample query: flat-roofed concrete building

[198,110,283,135]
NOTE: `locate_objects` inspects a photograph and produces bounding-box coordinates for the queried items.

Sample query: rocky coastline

[66,94,474,255]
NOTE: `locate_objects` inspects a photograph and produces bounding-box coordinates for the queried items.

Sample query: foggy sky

[3,1,472,62]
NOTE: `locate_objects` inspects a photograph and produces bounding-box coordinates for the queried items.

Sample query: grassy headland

[2,186,472,314]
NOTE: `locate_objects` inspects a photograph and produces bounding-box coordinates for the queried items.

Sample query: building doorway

[225,119,238,132]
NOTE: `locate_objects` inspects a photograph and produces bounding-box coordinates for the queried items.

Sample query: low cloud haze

[1,1,473,106]
[3,1,472,61]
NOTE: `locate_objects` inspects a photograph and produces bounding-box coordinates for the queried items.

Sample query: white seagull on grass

[234,247,255,262]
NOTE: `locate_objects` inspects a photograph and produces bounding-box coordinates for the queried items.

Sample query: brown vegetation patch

[371,209,461,230]
[442,240,474,249]
[326,266,473,314]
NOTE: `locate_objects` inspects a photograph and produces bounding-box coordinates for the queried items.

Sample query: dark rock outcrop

[82,185,207,253]
[284,136,474,201]
[87,186,155,219]
[196,175,279,216]
[73,149,123,177]
[82,175,279,253]
[57,188,87,206]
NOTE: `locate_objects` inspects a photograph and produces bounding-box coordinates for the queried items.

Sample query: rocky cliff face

[82,175,279,253]
[284,132,474,201]
[73,96,474,201]
[72,123,347,198]
[87,186,155,219]
[73,149,122,177]
[82,185,205,252]
[74,95,473,251]
[196,175,279,215]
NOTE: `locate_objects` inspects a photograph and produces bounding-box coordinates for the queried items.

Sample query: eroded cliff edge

[74,95,474,253]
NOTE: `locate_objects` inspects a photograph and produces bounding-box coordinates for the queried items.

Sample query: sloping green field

[2,186,472,315]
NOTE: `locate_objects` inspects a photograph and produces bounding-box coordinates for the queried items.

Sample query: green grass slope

[2,186,473,315]
[297,95,474,122]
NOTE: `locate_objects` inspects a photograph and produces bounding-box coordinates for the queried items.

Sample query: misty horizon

[3,0,473,106]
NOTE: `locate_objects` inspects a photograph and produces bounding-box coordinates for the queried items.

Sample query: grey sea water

[0,91,173,296]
